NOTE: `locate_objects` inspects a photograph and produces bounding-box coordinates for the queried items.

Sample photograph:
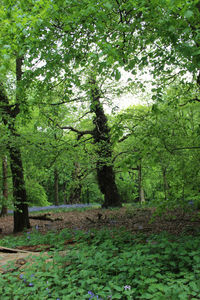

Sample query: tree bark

[10,146,30,232]
[90,80,121,208]
[138,161,145,204]
[0,156,8,217]
[162,167,169,201]
[54,168,59,206]
[69,162,82,203]
[0,57,30,232]
[62,181,67,204]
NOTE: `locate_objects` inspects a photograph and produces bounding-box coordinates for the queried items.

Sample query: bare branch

[50,96,86,106]
[173,146,200,151]
[75,110,91,122]
[179,97,200,106]
[118,133,132,142]
[47,116,94,139]
[112,151,130,163]
[61,126,94,138]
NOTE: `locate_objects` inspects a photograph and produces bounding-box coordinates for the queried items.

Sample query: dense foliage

[0,0,200,226]
[1,223,200,299]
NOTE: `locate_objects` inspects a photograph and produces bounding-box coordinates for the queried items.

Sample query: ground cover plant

[1,207,200,299]
[1,0,200,298]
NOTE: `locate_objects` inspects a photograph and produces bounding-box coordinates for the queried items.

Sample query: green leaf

[115,69,121,81]
[184,10,193,19]
[193,49,200,56]
[104,2,112,9]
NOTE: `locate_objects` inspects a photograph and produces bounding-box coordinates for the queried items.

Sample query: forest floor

[1,206,200,238]
[1,206,200,276]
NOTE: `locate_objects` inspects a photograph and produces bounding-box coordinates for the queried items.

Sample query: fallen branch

[29,213,53,222]
[0,246,33,254]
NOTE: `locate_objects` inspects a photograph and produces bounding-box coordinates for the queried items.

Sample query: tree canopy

[0,0,200,232]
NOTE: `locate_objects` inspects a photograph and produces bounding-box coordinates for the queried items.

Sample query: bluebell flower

[88,291,94,296]
[29,283,34,287]
[88,291,95,299]
[124,285,131,290]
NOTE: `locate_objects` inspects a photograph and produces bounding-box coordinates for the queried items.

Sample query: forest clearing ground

[1,206,200,238]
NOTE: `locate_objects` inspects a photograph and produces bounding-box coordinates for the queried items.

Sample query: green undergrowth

[1,228,200,299]
[29,206,99,215]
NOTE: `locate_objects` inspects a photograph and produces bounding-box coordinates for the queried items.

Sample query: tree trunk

[69,184,82,204]
[0,57,30,232]
[138,161,145,204]
[0,156,8,217]
[62,181,67,204]
[69,162,82,203]
[54,168,59,206]
[10,146,30,232]
[90,79,121,208]
[162,167,169,201]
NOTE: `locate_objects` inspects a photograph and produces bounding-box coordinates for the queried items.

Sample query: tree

[57,76,122,208]
[0,75,30,232]
[89,79,121,207]
[0,156,8,217]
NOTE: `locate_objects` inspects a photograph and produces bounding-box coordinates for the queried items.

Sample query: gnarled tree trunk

[90,80,121,208]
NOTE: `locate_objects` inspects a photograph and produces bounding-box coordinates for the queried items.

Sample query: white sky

[105,69,153,113]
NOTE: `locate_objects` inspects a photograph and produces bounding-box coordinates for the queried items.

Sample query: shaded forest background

[0,0,200,232]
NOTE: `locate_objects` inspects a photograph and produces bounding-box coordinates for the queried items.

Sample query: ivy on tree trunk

[90,79,122,208]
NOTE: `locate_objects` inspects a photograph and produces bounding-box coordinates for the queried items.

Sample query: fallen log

[29,213,63,222]
[29,215,53,222]
[0,246,33,254]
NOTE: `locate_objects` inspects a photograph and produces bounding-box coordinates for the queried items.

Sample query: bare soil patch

[0,207,200,237]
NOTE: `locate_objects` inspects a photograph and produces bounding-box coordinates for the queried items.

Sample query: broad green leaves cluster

[1,226,200,299]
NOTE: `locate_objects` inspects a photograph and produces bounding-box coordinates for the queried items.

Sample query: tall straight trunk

[10,146,30,232]
[138,161,145,204]
[0,57,30,232]
[90,80,121,208]
[54,168,59,206]
[162,167,169,201]
[69,162,82,203]
[12,57,30,232]
[62,181,67,204]
[0,156,8,217]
